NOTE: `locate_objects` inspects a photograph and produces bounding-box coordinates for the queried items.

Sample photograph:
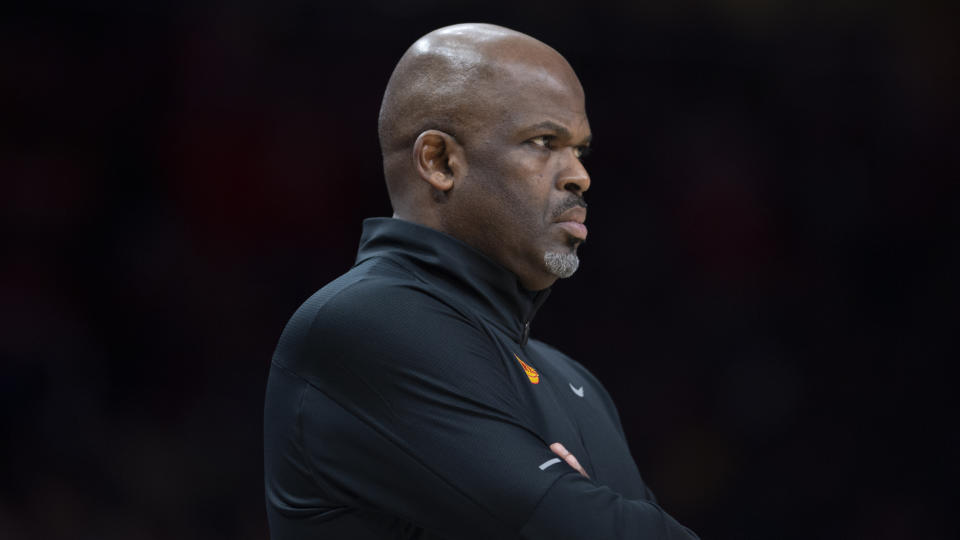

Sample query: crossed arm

[266,283,699,539]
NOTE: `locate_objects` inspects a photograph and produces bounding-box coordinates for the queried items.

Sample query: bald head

[378,24,583,216]
[376,24,592,290]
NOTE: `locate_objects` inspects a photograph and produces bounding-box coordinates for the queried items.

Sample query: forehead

[483,59,590,137]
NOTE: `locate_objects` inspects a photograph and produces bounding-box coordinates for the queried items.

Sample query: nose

[556,149,591,194]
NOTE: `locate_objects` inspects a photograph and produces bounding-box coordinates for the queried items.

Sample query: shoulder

[271,259,524,420]
[274,257,492,374]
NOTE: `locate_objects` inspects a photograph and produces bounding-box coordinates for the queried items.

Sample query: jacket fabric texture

[264,217,698,539]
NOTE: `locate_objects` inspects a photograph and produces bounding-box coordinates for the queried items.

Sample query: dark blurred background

[2,1,957,538]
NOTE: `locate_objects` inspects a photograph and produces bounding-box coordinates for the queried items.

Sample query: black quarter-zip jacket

[264,218,698,539]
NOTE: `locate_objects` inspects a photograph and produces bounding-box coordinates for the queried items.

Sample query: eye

[574,146,591,160]
[529,135,554,148]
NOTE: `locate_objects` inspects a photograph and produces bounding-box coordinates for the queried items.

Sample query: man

[264,23,698,539]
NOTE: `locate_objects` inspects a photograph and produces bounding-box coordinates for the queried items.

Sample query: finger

[549,442,590,478]
[549,442,570,458]
[565,454,589,479]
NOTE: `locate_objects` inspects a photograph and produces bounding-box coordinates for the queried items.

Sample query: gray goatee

[544,251,580,278]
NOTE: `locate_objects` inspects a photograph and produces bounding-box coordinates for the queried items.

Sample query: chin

[543,250,580,279]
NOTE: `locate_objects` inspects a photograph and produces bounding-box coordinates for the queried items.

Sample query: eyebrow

[526,121,592,146]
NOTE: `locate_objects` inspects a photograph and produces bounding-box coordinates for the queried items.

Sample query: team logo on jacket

[514,354,540,384]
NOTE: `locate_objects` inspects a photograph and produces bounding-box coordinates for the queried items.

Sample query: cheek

[470,151,553,227]
[493,178,545,226]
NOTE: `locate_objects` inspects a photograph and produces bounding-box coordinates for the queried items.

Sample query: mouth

[555,221,588,241]
[553,206,588,241]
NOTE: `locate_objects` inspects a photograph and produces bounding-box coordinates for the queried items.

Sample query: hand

[549,442,589,478]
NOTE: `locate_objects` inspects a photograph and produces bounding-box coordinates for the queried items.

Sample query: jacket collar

[354,217,550,345]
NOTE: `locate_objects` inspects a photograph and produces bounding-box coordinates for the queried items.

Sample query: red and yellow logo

[514,354,540,384]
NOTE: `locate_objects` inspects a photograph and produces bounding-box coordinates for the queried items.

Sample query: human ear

[413,130,466,192]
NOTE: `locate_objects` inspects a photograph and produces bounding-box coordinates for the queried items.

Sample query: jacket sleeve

[267,281,698,539]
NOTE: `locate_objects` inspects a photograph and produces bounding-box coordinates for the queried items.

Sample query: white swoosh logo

[569,383,584,397]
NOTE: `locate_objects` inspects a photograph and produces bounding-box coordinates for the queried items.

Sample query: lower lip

[555,221,588,240]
